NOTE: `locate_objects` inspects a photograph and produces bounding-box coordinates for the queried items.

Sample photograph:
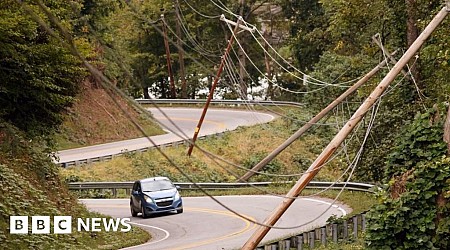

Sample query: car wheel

[141,205,148,218]
[177,208,183,214]
[130,204,138,217]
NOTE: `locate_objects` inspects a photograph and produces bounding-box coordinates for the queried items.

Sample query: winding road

[62,107,351,249]
[56,108,276,164]
[82,196,349,250]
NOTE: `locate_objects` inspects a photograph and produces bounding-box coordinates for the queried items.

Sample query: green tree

[0,0,85,138]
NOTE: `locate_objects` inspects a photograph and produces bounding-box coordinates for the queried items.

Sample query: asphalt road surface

[64,107,351,249]
[82,196,350,250]
[56,107,275,164]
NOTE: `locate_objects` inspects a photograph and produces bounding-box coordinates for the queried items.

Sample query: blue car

[130,177,183,218]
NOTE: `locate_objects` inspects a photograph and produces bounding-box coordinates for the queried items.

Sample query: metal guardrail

[70,180,376,248]
[58,132,223,168]
[136,98,304,108]
[58,99,303,168]
[259,212,369,250]
[68,181,375,195]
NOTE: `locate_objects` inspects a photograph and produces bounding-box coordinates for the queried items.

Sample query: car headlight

[174,191,181,200]
[144,195,153,203]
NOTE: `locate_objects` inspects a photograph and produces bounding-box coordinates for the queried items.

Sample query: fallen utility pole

[238,50,398,182]
[161,14,177,99]
[242,5,448,249]
[372,33,412,80]
[187,16,248,156]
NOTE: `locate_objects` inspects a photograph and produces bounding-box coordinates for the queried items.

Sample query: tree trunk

[444,104,450,155]
[160,78,166,98]
[143,87,150,99]
[175,0,187,99]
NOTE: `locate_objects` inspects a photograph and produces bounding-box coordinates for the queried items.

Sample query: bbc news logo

[10,216,131,234]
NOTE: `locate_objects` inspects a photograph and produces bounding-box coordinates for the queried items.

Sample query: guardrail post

[296,235,303,250]
[332,223,338,242]
[309,231,315,248]
[362,213,366,231]
[284,239,290,249]
[353,216,358,238]
[277,240,283,250]
[321,227,327,246]
[343,220,348,240]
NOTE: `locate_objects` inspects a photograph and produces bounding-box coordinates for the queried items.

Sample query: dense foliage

[365,106,450,249]
[366,158,450,249]
[0,0,85,138]
[0,123,149,249]
[0,1,151,248]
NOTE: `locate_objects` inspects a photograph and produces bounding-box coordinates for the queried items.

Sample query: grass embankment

[55,81,164,150]
[61,107,376,215]
[0,124,149,249]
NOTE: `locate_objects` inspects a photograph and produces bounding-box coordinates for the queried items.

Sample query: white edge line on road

[195,196,348,217]
[120,222,170,250]
[302,197,347,216]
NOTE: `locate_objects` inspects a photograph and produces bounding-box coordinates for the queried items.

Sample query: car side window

[132,181,139,191]
[136,182,141,192]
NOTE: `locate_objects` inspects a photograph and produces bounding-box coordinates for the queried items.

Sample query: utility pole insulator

[220,15,256,33]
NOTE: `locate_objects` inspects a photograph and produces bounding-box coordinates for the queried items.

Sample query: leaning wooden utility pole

[238,50,398,182]
[242,5,448,249]
[187,16,254,156]
[161,14,177,99]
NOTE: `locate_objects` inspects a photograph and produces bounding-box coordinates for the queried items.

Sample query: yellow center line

[85,204,256,249]
[170,207,257,250]
[155,116,226,129]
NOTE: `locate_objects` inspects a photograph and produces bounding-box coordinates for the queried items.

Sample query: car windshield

[141,179,175,192]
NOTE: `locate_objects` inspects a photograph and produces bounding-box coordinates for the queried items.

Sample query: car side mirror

[131,190,140,195]
[175,185,181,190]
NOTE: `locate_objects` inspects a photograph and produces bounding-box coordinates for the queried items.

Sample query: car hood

[143,189,177,199]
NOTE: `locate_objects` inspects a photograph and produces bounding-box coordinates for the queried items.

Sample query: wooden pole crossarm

[220,14,256,33]
[372,34,411,80]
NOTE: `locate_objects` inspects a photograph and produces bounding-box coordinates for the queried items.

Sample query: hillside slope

[0,123,149,249]
[55,81,164,149]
